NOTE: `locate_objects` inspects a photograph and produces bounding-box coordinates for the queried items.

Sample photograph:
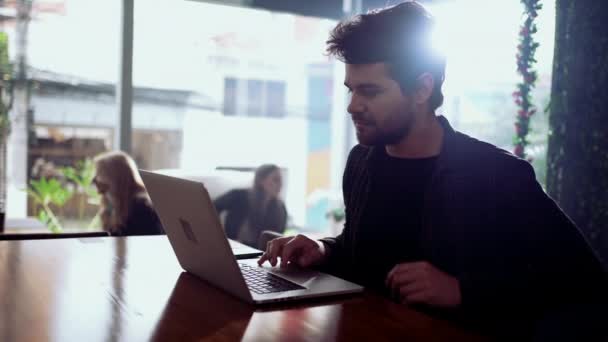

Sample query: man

[258,1,606,338]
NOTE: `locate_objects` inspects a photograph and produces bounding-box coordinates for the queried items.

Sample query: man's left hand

[385,261,461,308]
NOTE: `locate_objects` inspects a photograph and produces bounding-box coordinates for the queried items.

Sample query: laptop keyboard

[239,263,304,294]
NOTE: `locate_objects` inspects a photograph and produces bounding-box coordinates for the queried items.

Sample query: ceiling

[188,0,442,20]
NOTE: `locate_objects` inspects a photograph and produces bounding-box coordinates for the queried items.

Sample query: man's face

[344,63,415,146]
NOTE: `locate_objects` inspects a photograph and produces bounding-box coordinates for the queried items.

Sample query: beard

[355,111,414,147]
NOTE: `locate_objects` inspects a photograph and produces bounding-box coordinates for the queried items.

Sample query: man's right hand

[257,234,327,268]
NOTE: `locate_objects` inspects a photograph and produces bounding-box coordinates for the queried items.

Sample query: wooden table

[1,217,107,240]
[0,236,488,341]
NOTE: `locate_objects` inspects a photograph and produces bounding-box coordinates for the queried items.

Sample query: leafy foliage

[60,158,99,219]
[513,0,543,159]
[27,158,101,232]
[0,31,12,138]
[27,177,73,232]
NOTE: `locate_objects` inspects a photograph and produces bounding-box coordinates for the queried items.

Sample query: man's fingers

[386,265,402,284]
[386,262,432,286]
[257,252,269,266]
[270,240,285,266]
[280,237,304,267]
[261,237,287,267]
[389,273,424,300]
[386,262,459,308]
[258,235,321,268]
[398,281,427,300]
[402,290,430,305]
[386,263,417,286]
[387,268,424,290]
[257,240,275,265]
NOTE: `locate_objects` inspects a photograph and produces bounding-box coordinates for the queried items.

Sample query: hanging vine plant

[512,0,542,159]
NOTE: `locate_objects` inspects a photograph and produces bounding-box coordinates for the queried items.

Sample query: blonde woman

[93,151,163,236]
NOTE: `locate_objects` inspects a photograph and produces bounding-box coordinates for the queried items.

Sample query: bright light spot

[428,0,523,88]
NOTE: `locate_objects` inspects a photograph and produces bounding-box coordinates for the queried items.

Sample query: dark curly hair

[326,1,446,111]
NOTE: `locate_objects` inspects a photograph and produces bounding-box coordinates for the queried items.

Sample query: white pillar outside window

[116,0,134,153]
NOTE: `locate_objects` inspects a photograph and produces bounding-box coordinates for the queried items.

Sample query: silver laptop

[228,239,264,259]
[140,170,363,304]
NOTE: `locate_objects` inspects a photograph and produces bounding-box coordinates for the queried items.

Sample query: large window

[133,0,342,232]
[429,0,555,185]
[2,0,119,231]
[1,0,556,235]
[222,77,286,118]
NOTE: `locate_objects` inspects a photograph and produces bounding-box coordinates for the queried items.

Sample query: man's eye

[362,89,380,97]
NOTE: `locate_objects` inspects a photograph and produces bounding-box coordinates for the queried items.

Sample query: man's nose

[347,94,366,115]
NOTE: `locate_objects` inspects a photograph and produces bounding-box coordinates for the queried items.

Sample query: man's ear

[413,72,434,105]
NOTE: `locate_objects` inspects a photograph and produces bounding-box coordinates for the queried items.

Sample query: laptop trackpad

[265,265,321,287]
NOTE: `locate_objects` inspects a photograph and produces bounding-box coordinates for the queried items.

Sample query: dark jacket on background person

[320,116,607,338]
[110,195,164,236]
[214,188,287,247]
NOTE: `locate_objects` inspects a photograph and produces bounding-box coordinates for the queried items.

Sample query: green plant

[0,31,12,140]
[60,158,99,220]
[27,177,73,233]
[512,0,542,158]
[326,206,345,223]
[26,158,102,232]
[0,31,13,219]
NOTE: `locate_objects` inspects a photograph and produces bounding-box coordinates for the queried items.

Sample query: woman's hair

[94,151,147,233]
[248,164,285,232]
[252,164,281,193]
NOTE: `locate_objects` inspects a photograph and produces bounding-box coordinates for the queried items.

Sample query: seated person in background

[93,151,164,236]
[214,164,287,248]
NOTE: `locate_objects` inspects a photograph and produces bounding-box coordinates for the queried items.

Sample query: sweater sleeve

[318,145,365,273]
[265,201,288,234]
[123,197,164,236]
[458,158,607,325]
[213,189,238,213]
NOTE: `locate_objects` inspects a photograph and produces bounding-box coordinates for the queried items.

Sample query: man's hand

[258,234,327,268]
[385,261,461,308]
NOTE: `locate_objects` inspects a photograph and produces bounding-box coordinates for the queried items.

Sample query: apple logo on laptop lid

[179,218,198,243]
